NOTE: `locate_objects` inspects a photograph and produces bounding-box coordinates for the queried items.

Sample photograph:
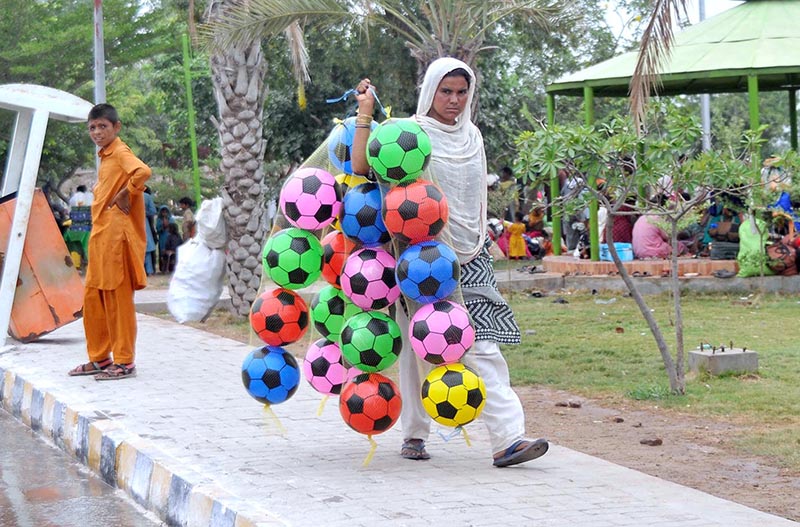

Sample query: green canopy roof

[548,0,800,97]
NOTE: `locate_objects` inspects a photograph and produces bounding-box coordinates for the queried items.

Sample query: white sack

[195,197,227,249]
[167,239,227,323]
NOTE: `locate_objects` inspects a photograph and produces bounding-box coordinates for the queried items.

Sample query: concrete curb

[0,367,285,527]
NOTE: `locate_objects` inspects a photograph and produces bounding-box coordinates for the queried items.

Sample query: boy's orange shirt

[85,137,152,290]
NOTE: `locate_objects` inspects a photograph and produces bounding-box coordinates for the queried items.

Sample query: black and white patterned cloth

[460,238,521,344]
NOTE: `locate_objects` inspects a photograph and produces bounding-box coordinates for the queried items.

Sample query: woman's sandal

[493,438,549,468]
[94,363,137,381]
[68,359,112,376]
[400,439,431,460]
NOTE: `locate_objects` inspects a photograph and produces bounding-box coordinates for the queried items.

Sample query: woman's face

[427,74,469,125]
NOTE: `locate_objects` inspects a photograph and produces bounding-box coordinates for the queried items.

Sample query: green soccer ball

[339,311,402,373]
[367,118,432,185]
[262,228,323,289]
[310,284,362,340]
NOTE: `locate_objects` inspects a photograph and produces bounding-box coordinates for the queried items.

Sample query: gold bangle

[357,113,372,118]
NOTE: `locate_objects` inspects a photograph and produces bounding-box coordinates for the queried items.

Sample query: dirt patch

[518,386,800,521]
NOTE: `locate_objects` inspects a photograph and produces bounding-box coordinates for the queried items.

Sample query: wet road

[0,409,160,527]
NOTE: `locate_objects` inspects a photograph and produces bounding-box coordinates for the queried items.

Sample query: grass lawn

[503,289,800,469]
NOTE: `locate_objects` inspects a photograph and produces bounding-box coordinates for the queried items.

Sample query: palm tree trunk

[208,2,268,317]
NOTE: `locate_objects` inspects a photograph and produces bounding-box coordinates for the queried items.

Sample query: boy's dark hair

[167,223,179,235]
[515,211,524,222]
[88,103,119,123]
[179,196,194,207]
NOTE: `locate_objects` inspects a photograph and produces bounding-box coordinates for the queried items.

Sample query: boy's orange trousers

[83,268,137,365]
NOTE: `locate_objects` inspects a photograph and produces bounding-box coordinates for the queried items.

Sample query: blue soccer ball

[396,241,460,303]
[241,346,300,405]
[340,182,390,246]
[328,117,378,174]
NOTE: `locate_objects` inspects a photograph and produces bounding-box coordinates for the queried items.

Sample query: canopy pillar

[748,75,761,162]
[546,93,562,255]
[790,89,798,152]
[583,87,600,261]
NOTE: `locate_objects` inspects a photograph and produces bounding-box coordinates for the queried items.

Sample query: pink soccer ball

[279,167,342,230]
[409,300,475,365]
[341,247,400,310]
[303,339,357,396]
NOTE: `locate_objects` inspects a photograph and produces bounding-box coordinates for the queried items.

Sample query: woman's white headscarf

[415,57,487,264]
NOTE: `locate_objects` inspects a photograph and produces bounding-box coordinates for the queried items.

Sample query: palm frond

[284,20,310,109]
[629,0,688,131]
[200,0,352,52]
[284,20,310,85]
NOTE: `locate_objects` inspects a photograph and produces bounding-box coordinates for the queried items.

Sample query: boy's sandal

[94,363,137,381]
[68,360,112,376]
[400,439,431,460]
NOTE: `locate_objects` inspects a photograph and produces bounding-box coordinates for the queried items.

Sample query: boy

[178,196,196,241]
[68,103,151,380]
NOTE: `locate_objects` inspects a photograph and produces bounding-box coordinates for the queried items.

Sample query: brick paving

[0,288,797,527]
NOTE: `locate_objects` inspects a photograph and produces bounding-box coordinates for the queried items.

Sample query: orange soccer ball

[339,372,402,435]
[383,179,449,245]
[249,288,309,346]
[320,230,355,287]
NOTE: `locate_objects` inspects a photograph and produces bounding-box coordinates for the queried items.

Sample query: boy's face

[87,117,121,149]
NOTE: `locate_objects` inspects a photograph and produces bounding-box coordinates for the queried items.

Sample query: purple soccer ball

[303,339,356,396]
[341,247,400,310]
[279,167,342,230]
[409,301,475,365]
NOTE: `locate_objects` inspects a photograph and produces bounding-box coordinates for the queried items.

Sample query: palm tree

[204,0,571,316]
[203,0,316,316]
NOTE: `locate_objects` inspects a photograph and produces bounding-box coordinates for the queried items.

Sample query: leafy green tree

[477,3,621,168]
[515,103,761,394]
[0,0,177,201]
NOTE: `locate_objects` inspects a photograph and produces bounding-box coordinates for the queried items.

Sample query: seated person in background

[609,196,636,244]
[632,212,690,259]
[761,156,791,192]
[525,203,546,237]
[701,194,743,255]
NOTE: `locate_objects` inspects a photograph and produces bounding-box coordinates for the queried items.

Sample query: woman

[351,58,548,467]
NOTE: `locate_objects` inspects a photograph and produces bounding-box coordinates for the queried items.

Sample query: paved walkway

[0,286,797,527]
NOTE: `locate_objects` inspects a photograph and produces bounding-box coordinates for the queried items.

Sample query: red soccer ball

[249,288,309,346]
[383,179,449,245]
[320,230,355,287]
[339,372,402,435]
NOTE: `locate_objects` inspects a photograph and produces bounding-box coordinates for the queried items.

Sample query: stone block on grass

[688,348,758,376]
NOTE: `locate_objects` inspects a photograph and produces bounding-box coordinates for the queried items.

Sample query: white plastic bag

[167,239,227,323]
[195,197,227,249]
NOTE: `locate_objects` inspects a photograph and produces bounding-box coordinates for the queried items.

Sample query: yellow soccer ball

[421,363,486,427]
